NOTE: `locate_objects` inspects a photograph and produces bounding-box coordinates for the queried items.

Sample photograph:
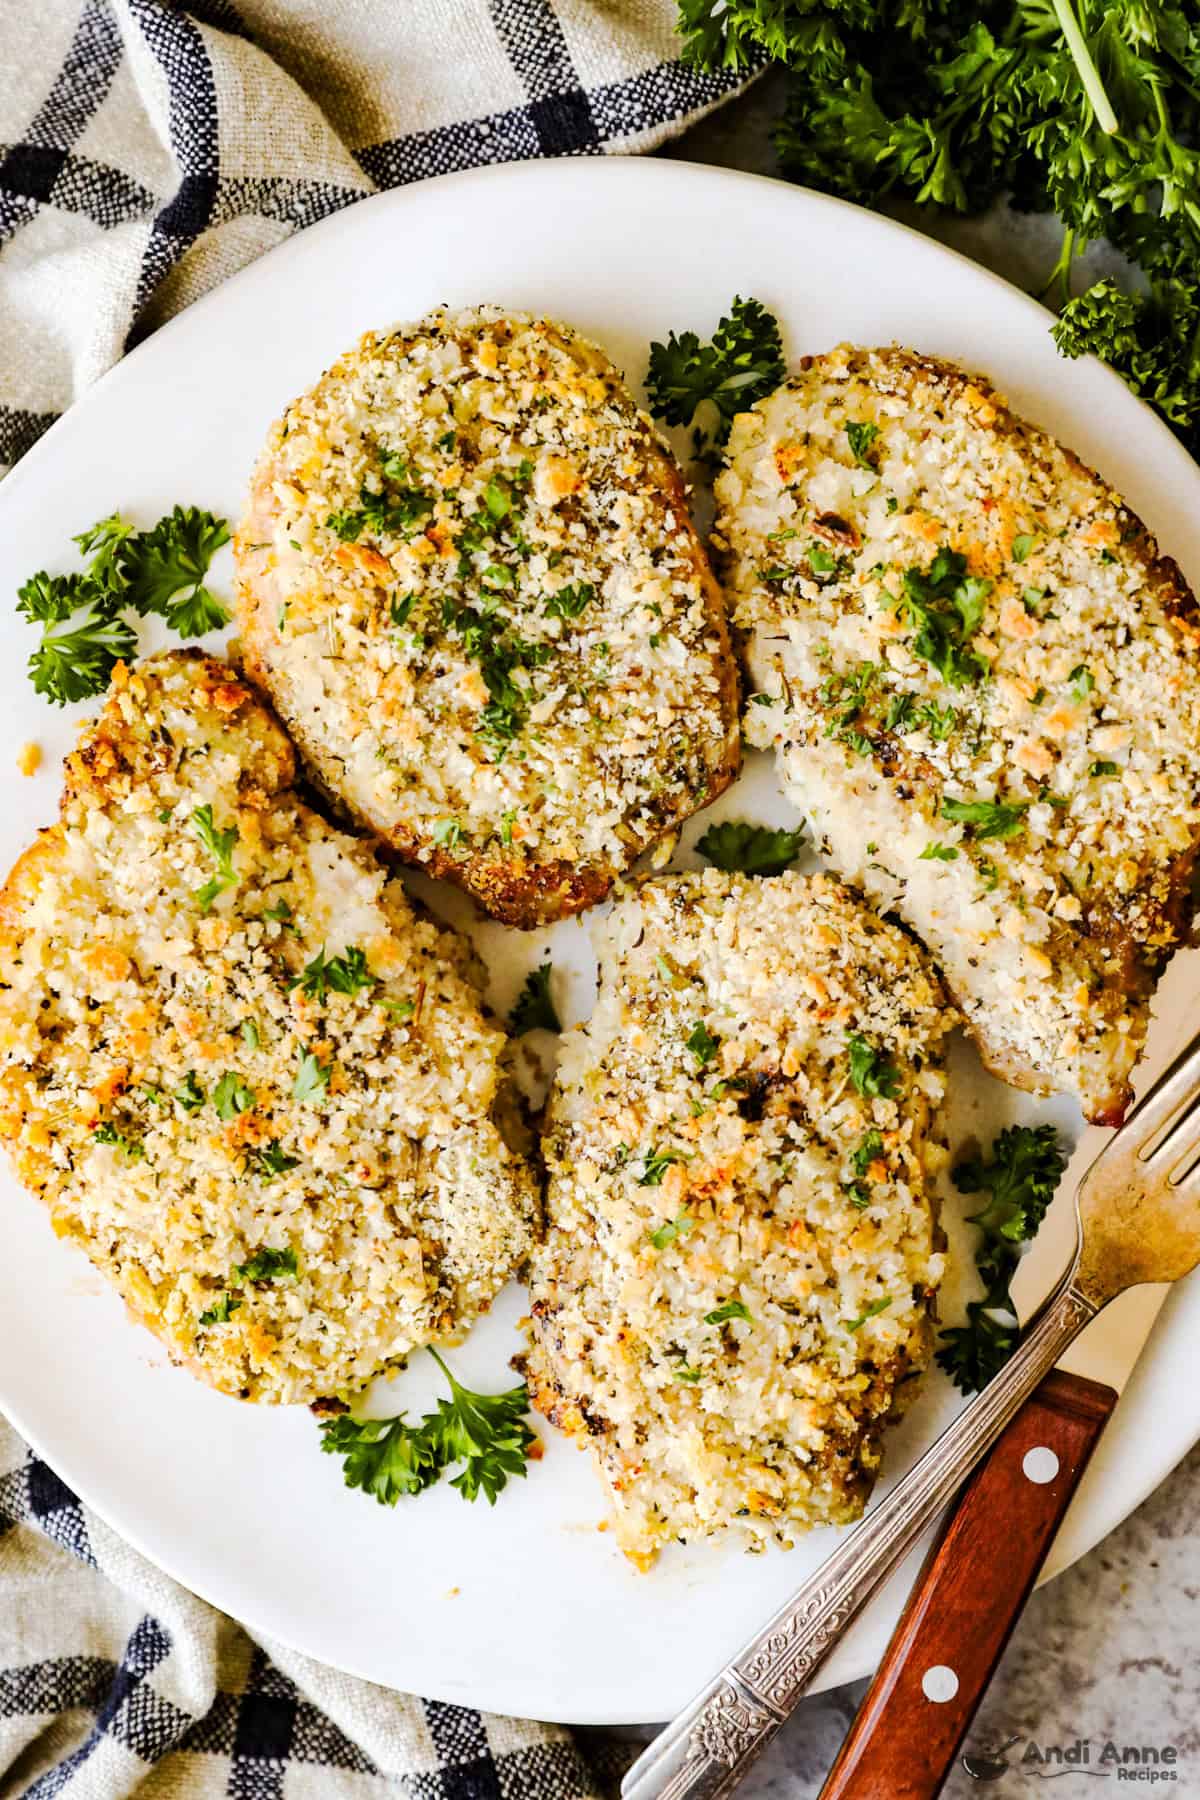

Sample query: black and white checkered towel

[0,4,751,1791]
[0,0,751,475]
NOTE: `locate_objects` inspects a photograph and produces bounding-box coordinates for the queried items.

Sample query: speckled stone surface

[576,72,1200,1799]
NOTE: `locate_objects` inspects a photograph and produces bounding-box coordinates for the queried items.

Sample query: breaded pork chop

[234,306,740,927]
[717,345,1200,1125]
[524,869,952,1566]
[0,653,537,1405]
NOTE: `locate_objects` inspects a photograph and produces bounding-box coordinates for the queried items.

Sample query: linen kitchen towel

[0,0,752,474]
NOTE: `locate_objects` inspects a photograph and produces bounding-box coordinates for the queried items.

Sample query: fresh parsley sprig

[16,505,230,705]
[937,1124,1066,1394]
[696,819,805,876]
[319,1349,537,1507]
[646,296,786,446]
[508,962,561,1034]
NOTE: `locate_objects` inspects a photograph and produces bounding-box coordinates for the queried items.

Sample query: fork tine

[1120,1024,1200,1162]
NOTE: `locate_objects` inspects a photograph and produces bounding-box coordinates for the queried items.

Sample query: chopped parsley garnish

[263,897,295,929]
[198,1294,242,1328]
[941,795,1030,841]
[1090,758,1119,777]
[851,1129,885,1177]
[845,420,879,468]
[508,962,561,1034]
[241,1019,260,1052]
[1070,665,1095,698]
[919,841,958,861]
[248,1139,300,1179]
[846,1033,900,1099]
[705,1299,752,1325]
[673,1366,704,1383]
[291,945,376,1004]
[440,601,553,757]
[544,580,595,620]
[191,804,239,911]
[845,1297,892,1333]
[807,542,837,575]
[887,547,992,688]
[292,1050,330,1103]
[648,1211,693,1248]
[18,506,231,705]
[645,296,786,445]
[174,1072,206,1112]
[695,819,805,876]
[93,1122,144,1160]
[1011,533,1036,563]
[319,1348,536,1507]
[977,859,1000,892]
[212,1071,255,1121]
[232,1247,299,1286]
[328,457,433,543]
[685,1020,720,1066]
[937,1124,1065,1394]
[639,1148,686,1188]
[431,817,462,850]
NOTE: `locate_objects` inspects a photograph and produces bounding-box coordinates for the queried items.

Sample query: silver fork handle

[621,1271,1098,1800]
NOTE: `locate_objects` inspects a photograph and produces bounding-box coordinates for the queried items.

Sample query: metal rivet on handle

[1022,1446,1060,1485]
[921,1665,959,1703]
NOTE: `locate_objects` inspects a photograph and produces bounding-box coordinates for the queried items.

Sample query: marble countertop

[580,72,1200,1799]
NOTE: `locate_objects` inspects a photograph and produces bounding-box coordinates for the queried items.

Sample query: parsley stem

[1050,0,1118,135]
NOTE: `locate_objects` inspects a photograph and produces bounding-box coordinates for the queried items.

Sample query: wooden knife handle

[819,1369,1118,1800]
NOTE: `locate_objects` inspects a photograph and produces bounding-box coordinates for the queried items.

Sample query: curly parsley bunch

[677,0,1200,456]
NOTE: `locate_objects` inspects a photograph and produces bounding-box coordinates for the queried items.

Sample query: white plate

[3,158,1200,1727]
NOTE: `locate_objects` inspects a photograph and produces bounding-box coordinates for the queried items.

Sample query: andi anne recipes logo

[961,1731,1186,1784]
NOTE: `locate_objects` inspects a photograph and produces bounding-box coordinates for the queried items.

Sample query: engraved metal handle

[621,1270,1097,1800]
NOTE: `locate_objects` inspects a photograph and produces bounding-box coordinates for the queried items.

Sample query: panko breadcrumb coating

[524,869,952,1566]
[0,652,537,1405]
[235,306,740,927]
[717,345,1200,1125]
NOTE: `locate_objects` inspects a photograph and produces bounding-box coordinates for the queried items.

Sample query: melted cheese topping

[525,869,952,1564]
[0,654,537,1404]
[716,345,1200,1122]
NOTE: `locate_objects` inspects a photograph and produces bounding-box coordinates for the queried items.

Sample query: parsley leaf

[705,1298,752,1325]
[685,1020,720,1066]
[508,962,561,1034]
[696,819,805,876]
[120,506,230,633]
[292,1049,330,1103]
[887,548,991,688]
[248,1139,300,1179]
[846,1033,900,1099]
[292,945,376,1004]
[174,1072,206,1113]
[212,1070,255,1121]
[191,804,239,911]
[198,1294,242,1328]
[319,1349,536,1507]
[232,1247,299,1286]
[937,1124,1066,1394]
[845,420,879,468]
[646,296,786,443]
[942,795,1030,841]
[93,1121,144,1160]
[648,1211,693,1249]
[639,1148,686,1187]
[28,604,137,706]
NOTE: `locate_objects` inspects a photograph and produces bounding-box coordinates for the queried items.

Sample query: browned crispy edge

[233,327,741,929]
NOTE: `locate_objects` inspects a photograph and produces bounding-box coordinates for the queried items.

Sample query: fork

[621,1027,1200,1800]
